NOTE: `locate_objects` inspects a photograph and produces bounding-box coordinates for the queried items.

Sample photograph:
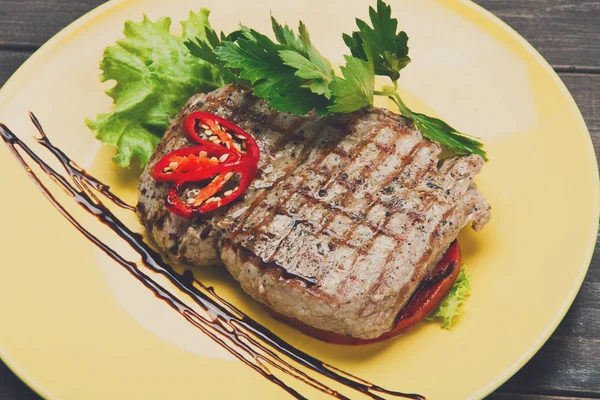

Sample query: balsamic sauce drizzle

[0,114,424,400]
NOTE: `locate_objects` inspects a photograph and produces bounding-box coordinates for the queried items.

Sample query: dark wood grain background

[0,1,598,399]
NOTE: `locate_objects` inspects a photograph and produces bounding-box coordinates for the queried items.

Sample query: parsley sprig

[185,0,486,159]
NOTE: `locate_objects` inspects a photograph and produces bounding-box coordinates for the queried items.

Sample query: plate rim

[459,2,599,396]
[0,1,598,399]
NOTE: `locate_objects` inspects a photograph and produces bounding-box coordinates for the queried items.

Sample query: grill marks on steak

[138,84,491,339]
[138,85,319,266]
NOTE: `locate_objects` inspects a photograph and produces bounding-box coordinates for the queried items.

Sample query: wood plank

[552,279,600,340]
[497,337,600,397]
[494,72,600,398]
[489,394,591,400]
[475,0,600,70]
[497,262,599,395]
[0,51,31,88]
[0,0,598,71]
[559,73,600,156]
[0,360,41,400]
[0,0,105,48]
[0,4,598,400]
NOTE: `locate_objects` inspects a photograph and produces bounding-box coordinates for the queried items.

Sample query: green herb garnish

[186,0,486,159]
[427,265,472,329]
[342,0,411,81]
[86,10,225,167]
[89,1,486,168]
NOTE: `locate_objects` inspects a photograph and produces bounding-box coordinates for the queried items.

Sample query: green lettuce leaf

[86,9,225,167]
[427,265,471,329]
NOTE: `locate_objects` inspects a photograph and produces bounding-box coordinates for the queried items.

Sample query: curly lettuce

[86,10,226,167]
[427,265,471,329]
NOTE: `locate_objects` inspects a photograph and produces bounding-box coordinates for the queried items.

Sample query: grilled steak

[137,84,491,339]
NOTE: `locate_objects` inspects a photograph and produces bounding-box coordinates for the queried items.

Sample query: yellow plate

[0,1,598,399]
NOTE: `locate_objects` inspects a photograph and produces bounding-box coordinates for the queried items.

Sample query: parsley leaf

[329,56,375,113]
[273,18,335,98]
[412,113,487,159]
[213,26,330,115]
[279,50,333,97]
[342,0,410,81]
[215,26,289,93]
[186,12,378,118]
[183,2,487,159]
[385,89,487,159]
[271,16,305,55]
[185,24,246,86]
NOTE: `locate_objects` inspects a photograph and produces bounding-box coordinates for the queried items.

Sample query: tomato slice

[271,241,462,345]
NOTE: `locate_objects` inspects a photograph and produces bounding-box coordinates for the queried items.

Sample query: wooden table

[0,1,598,399]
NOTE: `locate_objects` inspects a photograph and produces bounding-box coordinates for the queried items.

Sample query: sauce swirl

[0,114,424,400]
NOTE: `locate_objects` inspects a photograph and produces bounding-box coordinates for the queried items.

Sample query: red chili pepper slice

[183,112,260,164]
[152,112,260,217]
[151,144,240,182]
[165,160,257,217]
